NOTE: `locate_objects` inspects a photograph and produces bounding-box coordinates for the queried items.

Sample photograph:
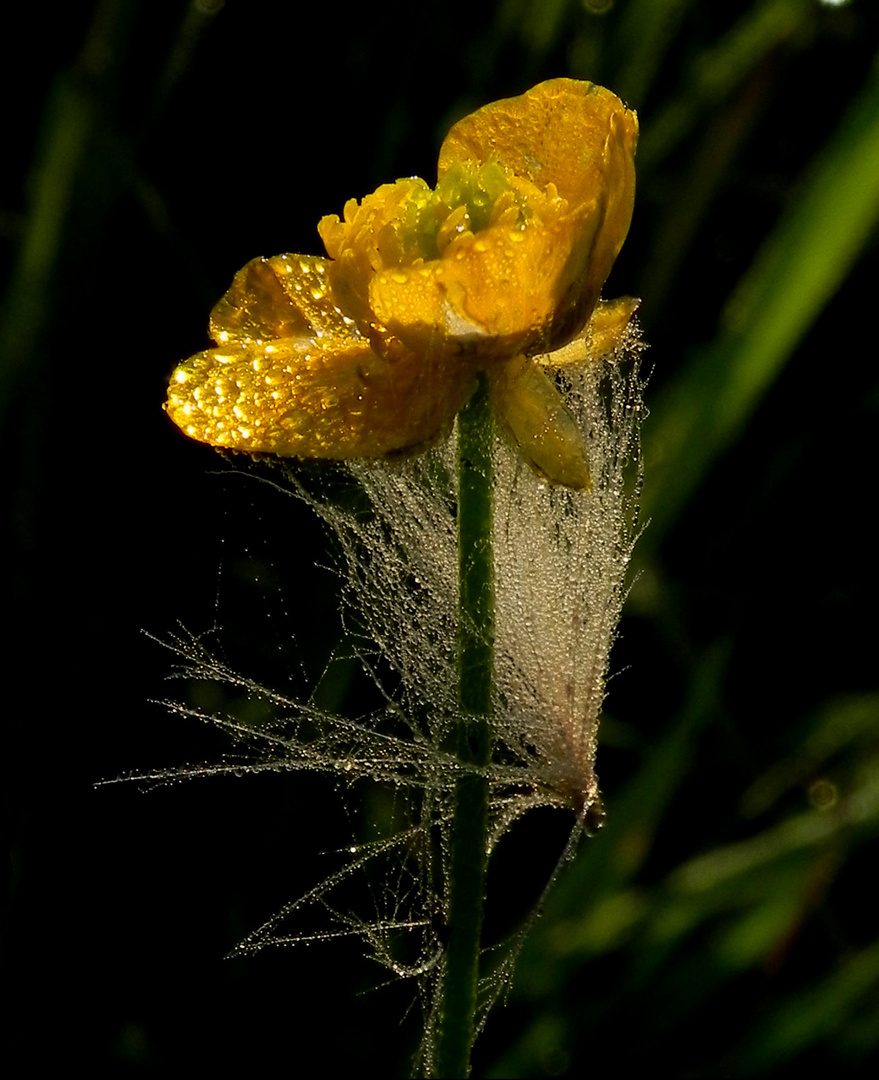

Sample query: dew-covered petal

[538,297,640,369]
[318,179,435,335]
[165,335,477,459]
[366,210,589,359]
[438,78,637,213]
[563,110,638,346]
[209,254,363,347]
[438,78,638,350]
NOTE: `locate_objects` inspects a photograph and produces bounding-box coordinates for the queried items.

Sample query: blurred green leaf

[643,48,879,543]
[615,0,696,105]
[638,0,816,166]
[732,935,879,1073]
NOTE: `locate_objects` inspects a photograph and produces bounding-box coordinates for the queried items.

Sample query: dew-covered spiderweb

[115,325,645,1066]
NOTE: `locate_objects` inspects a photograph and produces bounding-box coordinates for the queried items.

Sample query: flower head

[165,79,638,487]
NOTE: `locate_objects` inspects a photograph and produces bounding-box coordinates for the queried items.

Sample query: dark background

[3,0,878,1074]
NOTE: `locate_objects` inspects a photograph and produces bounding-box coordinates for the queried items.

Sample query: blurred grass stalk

[643,45,879,543]
[0,0,220,429]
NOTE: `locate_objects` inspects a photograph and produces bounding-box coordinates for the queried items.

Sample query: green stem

[434,375,494,1078]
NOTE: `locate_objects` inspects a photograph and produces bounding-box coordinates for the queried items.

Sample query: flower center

[396,161,527,263]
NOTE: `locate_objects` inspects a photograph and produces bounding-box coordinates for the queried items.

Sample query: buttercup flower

[165,79,638,488]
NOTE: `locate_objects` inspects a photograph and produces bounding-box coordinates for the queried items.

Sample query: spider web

[108,324,645,1069]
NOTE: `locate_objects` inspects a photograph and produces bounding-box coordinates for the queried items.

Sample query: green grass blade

[642,50,879,543]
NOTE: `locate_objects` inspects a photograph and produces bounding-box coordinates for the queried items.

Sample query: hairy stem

[434,375,494,1078]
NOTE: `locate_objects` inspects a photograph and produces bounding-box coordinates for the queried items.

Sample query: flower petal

[209,254,362,346]
[318,179,434,338]
[438,78,636,212]
[537,297,640,368]
[367,207,594,358]
[439,78,638,350]
[166,336,476,458]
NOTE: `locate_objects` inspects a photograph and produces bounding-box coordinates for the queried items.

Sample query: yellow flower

[165,78,638,488]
